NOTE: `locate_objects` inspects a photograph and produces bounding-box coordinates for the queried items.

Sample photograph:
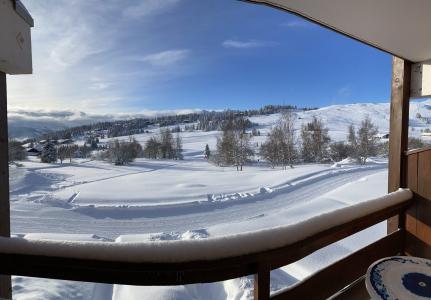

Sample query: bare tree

[159,128,174,159]
[57,145,68,164]
[66,144,79,163]
[329,141,350,162]
[260,111,298,168]
[174,132,183,160]
[279,111,297,168]
[409,137,428,150]
[107,139,142,165]
[260,127,282,168]
[233,131,254,171]
[143,137,161,159]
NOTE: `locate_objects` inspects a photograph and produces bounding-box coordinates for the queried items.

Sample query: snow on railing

[0,189,412,263]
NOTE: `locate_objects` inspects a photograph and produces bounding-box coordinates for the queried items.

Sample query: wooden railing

[0,194,412,300]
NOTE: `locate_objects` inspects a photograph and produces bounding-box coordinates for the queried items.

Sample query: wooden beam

[388,57,411,234]
[254,264,270,300]
[411,60,431,99]
[0,72,11,299]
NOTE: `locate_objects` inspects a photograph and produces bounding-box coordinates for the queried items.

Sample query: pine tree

[301,117,330,162]
[8,140,27,162]
[204,144,211,159]
[216,116,254,170]
[260,111,297,168]
[216,129,236,166]
[41,142,57,163]
[260,128,281,168]
[347,117,379,164]
[357,116,379,164]
[347,124,358,160]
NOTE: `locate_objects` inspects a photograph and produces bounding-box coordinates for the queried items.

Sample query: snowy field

[7,105,404,299]
[10,167,390,300]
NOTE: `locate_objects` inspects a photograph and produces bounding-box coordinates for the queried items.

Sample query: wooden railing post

[388,57,411,234]
[0,71,11,299]
[254,264,270,300]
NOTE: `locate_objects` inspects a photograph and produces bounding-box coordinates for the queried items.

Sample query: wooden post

[387,57,411,234]
[0,71,11,299]
[254,265,270,300]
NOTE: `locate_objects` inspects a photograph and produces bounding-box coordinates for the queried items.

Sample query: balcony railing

[0,189,412,300]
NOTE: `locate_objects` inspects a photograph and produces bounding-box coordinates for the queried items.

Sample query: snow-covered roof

[0,189,411,263]
[248,0,431,62]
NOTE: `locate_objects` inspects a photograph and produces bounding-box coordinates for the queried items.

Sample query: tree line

[207,112,390,170]
[23,104,318,144]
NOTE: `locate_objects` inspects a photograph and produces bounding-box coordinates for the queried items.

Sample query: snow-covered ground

[8,103,407,299]
[10,169,391,300]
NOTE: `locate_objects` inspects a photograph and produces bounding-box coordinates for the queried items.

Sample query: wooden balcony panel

[405,147,431,259]
[271,230,403,300]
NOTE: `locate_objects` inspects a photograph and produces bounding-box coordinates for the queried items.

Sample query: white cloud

[122,0,181,19]
[8,106,205,136]
[9,1,192,113]
[136,49,191,67]
[89,82,111,91]
[222,39,276,49]
[281,20,312,28]
[337,86,351,97]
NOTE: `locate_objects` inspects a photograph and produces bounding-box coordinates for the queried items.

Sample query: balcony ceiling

[249,0,431,62]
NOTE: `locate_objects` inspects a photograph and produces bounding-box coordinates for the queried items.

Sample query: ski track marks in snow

[11,165,386,238]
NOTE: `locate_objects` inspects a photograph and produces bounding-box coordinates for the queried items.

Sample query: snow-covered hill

[11,99,431,140]
[251,99,431,141]
[9,100,431,300]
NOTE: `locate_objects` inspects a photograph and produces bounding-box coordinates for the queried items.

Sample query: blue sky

[8,0,392,114]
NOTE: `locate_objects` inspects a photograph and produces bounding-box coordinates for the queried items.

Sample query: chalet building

[57,139,74,145]
[1,1,431,300]
[375,133,390,140]
[36,139,75,147]
[26,148,41,157]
